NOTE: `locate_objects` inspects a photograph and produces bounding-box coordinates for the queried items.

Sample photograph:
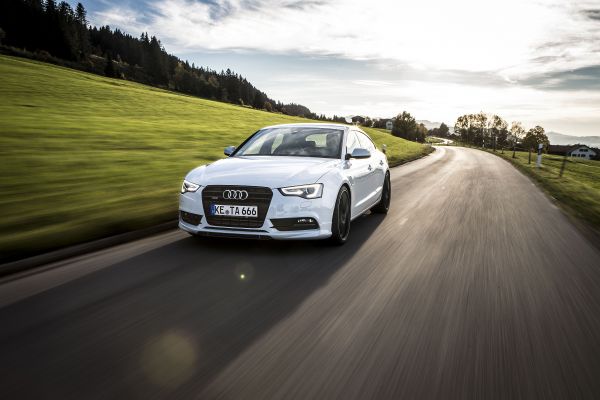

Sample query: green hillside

[0,55,431,261]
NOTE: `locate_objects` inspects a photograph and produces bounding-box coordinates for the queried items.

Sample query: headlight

[181,179,201,194]
[278,183,323,199]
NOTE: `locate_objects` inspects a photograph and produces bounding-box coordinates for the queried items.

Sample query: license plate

[210,204,258,218]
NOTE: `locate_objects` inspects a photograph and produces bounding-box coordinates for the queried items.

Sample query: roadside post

[528,148,532,164]
[512,143,516,158]
[536,143,543,168]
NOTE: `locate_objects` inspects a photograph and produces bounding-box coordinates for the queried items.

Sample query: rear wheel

[372,172,391,214]
[330,186,351,245]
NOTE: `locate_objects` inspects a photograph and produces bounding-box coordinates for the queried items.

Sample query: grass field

[0,55,431,261]
[490,149,600,229]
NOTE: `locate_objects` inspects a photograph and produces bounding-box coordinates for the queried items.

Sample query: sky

[75,0,600,136]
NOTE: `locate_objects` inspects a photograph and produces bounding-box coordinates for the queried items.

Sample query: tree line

[0,0,334,119]
[389,111,428,142]
[451,112,550,151]
[370,109,550,151]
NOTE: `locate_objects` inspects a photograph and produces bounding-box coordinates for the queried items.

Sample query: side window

[346,131,360,154]
[357,132,376,152]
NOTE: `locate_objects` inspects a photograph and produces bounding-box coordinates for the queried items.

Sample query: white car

[179,123,390,244]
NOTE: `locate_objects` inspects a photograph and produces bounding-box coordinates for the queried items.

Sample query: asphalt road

[1,146,600,399]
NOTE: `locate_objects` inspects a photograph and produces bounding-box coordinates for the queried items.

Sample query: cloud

[583,9,600,21]
[521,65,600,91]
[88,0,600,135]
[282,0,326,10]
[91,0,600,79]
[351,80,393,87]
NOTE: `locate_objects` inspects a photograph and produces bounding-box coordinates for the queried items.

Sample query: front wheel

[372,172,391,214]
[329,186,351,245]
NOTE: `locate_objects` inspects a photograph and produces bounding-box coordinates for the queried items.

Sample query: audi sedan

[179,123,390,244]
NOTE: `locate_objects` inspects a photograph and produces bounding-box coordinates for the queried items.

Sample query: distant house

[385,120,393,131]
[548,144,597,160]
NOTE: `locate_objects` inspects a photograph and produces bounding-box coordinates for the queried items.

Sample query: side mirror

[345,148,371,160]
[381,144,387,154]
[224,146,236,156]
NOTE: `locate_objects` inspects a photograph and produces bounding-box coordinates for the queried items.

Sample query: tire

[372,172,391,214]
[329,186,351,245]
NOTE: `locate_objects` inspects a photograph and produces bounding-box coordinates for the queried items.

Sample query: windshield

[235,127,344,159]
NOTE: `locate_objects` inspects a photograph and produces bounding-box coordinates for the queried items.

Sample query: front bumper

[179,187,334,240]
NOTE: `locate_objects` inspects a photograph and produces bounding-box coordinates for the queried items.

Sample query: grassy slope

[0,55,430,260]
[487,149,600,229]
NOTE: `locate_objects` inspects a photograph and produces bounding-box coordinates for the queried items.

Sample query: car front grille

[202,185,273,228]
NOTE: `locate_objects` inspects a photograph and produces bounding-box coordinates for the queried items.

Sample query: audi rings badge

[223,190,249,200]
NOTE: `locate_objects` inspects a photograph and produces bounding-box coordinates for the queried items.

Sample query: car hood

[186,156,340,188]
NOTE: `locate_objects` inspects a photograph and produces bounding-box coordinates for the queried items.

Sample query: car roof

[260,122,352,131]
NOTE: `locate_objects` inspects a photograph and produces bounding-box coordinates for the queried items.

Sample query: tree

[488,115,508,149]
[475,112,488,147]
[454,113,482,144]
[438,122,449,137]
[282,103,311,116]
[75,3,87,25]
[252,91,266,109]
[416,123,427,142]
[509,121,525,157]
[454,115,470,142]
[45,0,57,13]
[0,27,5,44]
[522,125,550,152]
[104,54,116,77]
[264,101,273,112]
[392,111,417,141]
[509,121,525,145]
[454,112,489,146]
[427,122,450,138]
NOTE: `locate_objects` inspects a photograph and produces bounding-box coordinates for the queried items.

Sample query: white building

[549,144,597,160]
[569,145,597,160]
[385,120,393,131]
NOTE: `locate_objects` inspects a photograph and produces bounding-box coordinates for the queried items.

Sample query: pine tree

[104,54,116,77]
[75,2,87,25]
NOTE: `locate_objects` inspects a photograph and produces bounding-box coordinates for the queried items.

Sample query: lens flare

[234,262,254,282]
[140,331,196,389]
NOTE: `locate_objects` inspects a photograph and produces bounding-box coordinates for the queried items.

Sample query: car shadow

[0,213,386,399]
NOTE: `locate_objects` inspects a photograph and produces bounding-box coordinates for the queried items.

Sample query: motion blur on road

[1,146,600,399]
